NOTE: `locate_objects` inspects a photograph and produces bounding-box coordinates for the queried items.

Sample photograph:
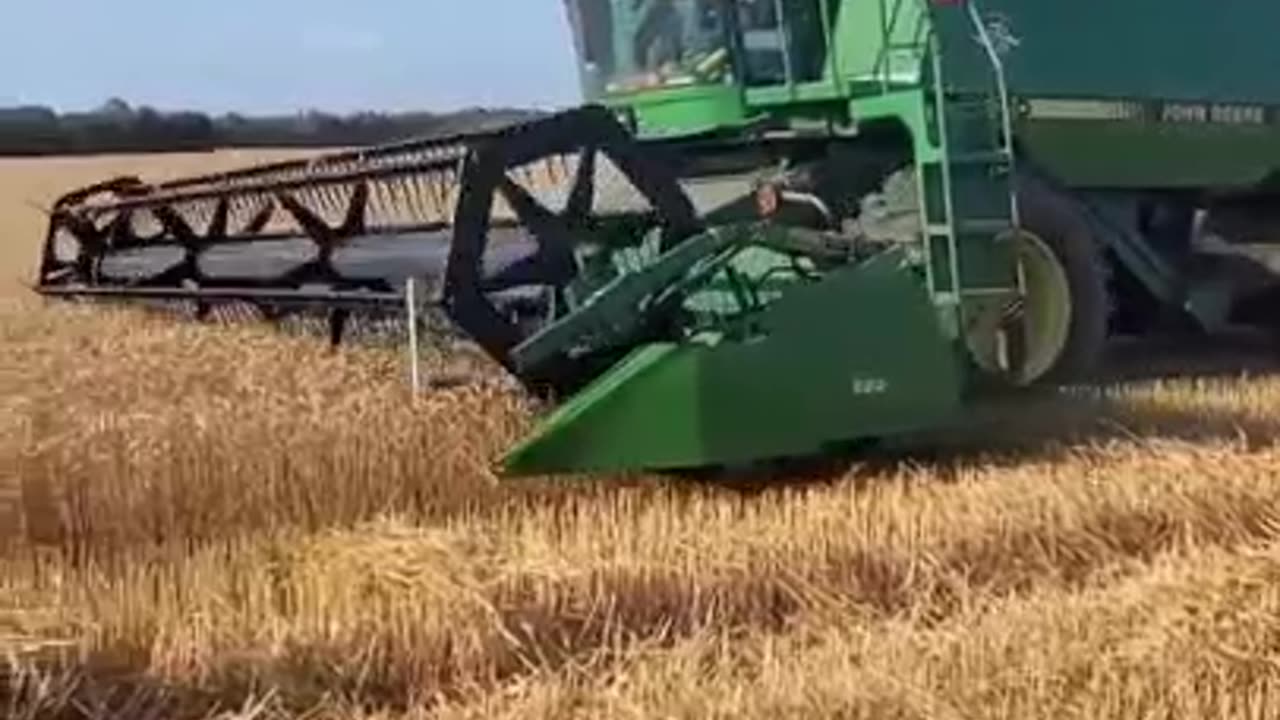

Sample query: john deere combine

[33,0,1280,475]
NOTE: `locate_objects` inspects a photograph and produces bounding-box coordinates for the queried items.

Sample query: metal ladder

[876,0,1026,369]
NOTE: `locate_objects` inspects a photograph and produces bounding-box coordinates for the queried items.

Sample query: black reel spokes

[479,153,594,295]
[443,106,700,395]
[34,106,700,391]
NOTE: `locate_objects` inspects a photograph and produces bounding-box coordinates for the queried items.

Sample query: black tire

[1015,173,1110,384]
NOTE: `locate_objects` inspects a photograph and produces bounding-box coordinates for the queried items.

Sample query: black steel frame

[33,114,539,344]
[32,106,700,393]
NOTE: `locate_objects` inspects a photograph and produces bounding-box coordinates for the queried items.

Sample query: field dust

[3,151,1280,719]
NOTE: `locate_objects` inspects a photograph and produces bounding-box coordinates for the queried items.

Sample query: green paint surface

[503,248,962,476]
[934,0,1280,188]
[609,84,752,139]
[945,1,1280,105]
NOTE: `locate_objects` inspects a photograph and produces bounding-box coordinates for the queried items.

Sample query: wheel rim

[966,229,1074,385]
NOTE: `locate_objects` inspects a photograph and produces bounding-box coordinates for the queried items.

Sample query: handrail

[870,0,1023,302]
[872,0,1017,142]
[964,2,1020,227]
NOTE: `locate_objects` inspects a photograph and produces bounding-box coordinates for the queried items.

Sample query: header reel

[441,105,703,398]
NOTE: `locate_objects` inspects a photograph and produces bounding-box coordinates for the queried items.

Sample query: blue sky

[0,1,583,115]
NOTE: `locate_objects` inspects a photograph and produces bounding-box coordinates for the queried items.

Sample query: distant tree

[0,99,541,156]
[131,106,165,151]
[98,97,134,119]
[0,105,63,154]
[167,112,215,150]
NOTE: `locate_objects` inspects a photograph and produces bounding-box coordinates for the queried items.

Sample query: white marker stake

[405,277,421,393]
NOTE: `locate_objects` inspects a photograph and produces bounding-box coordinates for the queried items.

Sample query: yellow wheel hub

[965,229,1073,386]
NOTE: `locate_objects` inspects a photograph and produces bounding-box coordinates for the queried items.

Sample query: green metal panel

[934,1,1280,189]
[1017,114,1280,190]
[849,88,941,161]
[831,0,926,86]
[744,81,843,108]
[945,1,1280,105]
[502,247,963,476]
[608,84,752,139]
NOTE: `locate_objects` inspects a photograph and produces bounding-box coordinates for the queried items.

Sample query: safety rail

[871,0,1025,358]
[872,0,1017,168]
[964,1,1020,227]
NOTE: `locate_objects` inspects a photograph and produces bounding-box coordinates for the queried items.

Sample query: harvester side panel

[503,245,963,475]
[943,1,1280,104]
[934,1,1280,189]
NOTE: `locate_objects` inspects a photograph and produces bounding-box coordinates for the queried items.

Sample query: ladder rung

[932,289,1023,302]
[961,287,1020,297]
[946,98,995,112]
[957,218,1011,235]
[950,150,1011,166]
[927,220,1012,237]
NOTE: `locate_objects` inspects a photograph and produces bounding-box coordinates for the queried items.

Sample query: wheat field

[3,151,1280,719]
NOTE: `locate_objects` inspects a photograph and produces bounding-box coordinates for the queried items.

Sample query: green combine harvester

[34,0,1280,476]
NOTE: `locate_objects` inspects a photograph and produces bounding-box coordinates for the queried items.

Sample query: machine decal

[850,377,891,397]
[1025,98,1274,126]
[979,13,1021,58]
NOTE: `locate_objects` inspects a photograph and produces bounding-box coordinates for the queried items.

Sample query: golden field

[3,152,1280,719]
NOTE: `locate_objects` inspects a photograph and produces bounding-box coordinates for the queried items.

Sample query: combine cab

[33,0,1280,476]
